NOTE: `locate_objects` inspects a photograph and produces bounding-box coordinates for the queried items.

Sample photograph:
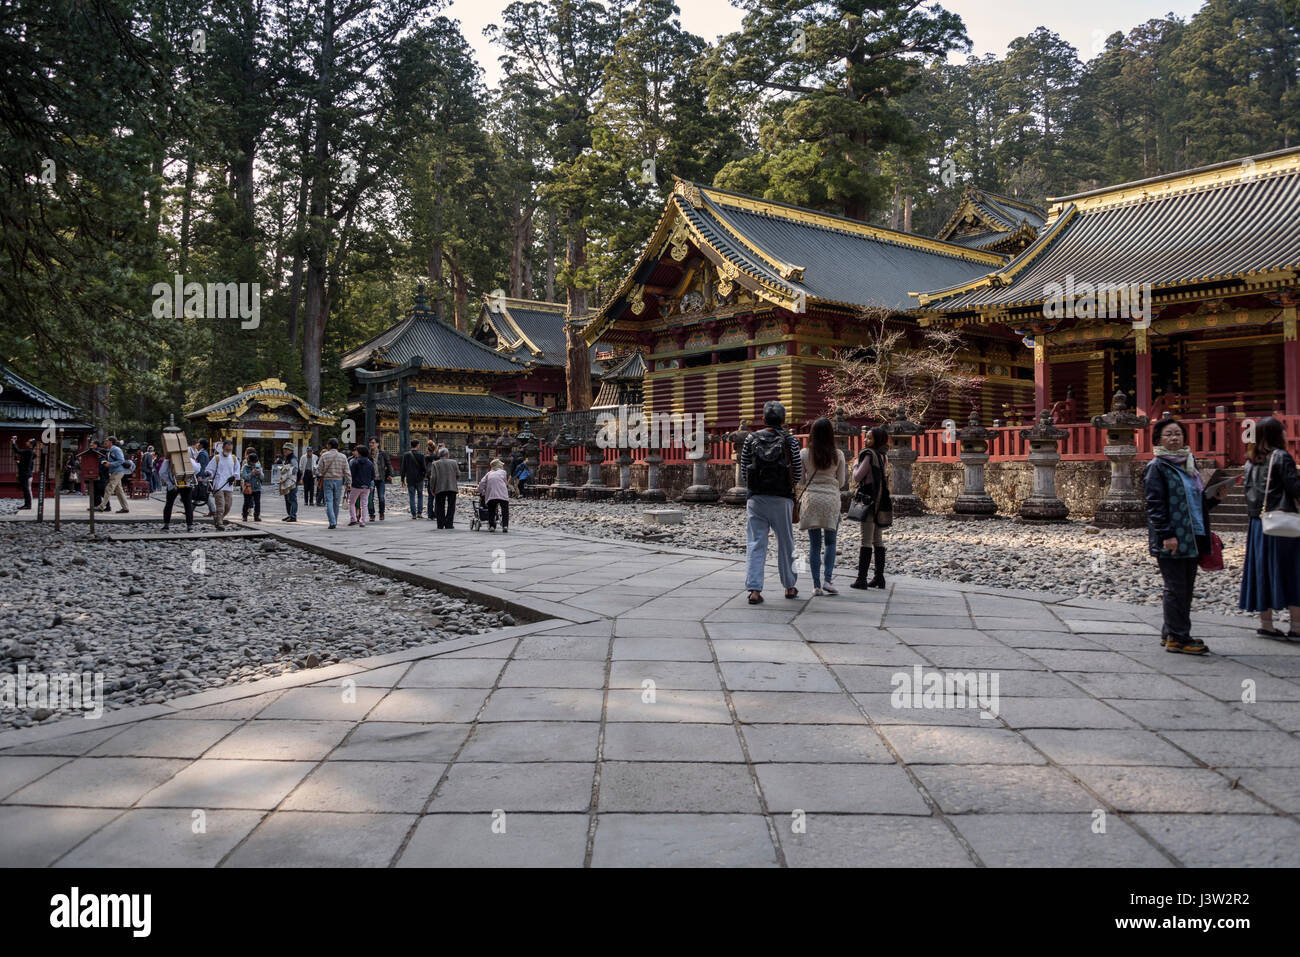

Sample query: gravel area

[0,522,515,730]
[518,499,1258,620]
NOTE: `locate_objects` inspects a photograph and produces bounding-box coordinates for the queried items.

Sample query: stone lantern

[641,447,667,503]
[582,434,605,488]
[551,428,574,492]
[493,429,515,469]
[953,412,997,517]
[722,428,751,506]
[1090,389,1150,528]
[1018,410,1069,522]
[614,446,637,502]
[681,434,719,503]
[886,408,924,515]
[473,441,491,482]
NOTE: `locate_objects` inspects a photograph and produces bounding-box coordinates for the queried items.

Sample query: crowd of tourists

[741,400,891,604]
[740,402,1300,651]
[16,404,1300,647]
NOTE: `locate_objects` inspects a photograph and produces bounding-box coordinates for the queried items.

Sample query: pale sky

[448,0,1209,88]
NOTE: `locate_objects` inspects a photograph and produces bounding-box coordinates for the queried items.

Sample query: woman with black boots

[850,426,891,589]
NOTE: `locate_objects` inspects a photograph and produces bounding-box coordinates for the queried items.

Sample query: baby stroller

[469,495,491,531]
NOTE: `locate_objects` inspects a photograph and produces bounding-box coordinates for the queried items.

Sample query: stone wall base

[533,460,1138,520]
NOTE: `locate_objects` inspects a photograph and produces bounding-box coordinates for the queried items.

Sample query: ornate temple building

[933,187,1046,256]
[915,146,1300,422]
[342,287,544,458]
[186,378,336,461]
[583,179,1035,430]
[471,296,598,409]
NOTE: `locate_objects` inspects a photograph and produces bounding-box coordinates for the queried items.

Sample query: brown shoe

[1166,637,1209,655]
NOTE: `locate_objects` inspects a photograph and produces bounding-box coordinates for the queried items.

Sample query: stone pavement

[1,495,1298,866]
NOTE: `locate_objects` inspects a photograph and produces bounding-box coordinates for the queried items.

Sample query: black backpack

[748,429,793,497]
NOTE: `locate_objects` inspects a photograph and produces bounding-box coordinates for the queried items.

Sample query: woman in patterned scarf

[1143,417,1226,655]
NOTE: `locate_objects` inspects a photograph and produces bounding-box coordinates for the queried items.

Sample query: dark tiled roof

[0,362,90,424]
[586,181,1008,341]
[344,296,528,374]
[918,147,1300,313]
[370,391,545,419]
[682,189,1003,311]
[967,189,1046,232]
[600,349,647,380]
[478,297,599,370]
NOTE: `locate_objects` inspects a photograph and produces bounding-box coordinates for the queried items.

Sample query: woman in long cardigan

[796,418,847,595]
[1239,416,1300,638]
[1143,417,1225,655]
[850,426,891,589]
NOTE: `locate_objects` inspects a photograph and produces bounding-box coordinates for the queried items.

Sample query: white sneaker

[813,587,824,596]
[823,583,838,595]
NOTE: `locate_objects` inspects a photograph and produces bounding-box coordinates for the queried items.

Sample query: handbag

[1198,532,1224,571]
[848,450,880,523]
[875,485,894,528]
[1260,450,1300,537]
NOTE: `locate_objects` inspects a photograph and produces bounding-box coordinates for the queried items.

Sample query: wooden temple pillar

[1033,340,1050,414]
[1285,303,1299,416]
[364,382,377,445]
[1134,326,1153,417]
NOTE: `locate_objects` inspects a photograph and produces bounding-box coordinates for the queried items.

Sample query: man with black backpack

[741,400,802,603]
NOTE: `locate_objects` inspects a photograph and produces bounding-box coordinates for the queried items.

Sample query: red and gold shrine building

[916,147,1300,423]
[583,179,1038,430]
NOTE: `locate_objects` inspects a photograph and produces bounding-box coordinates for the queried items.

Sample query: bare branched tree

[819,308,983,425]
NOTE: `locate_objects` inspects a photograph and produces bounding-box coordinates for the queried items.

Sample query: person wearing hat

[279,442,300,522]
[477,456,510,533]
[740,400,802,603]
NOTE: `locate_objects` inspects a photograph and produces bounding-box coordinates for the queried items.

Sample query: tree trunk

[451,260,470,333]
[300,0,335,413]
[427,243,445,321]
[287,106,313,351]
[564,214,590,411]
[545,207,556,302]
[179,145,196,271]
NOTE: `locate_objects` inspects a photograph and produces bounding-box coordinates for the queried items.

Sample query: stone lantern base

[952,493,998,517]
[639,487,668,503]
[1018,498,1069,522]
[722,486,747,506]
[889,494,924,516]
[681,484,719,503]
[1092,500,1147,528]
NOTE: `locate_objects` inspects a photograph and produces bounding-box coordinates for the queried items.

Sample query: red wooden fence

[531,413,1300,471]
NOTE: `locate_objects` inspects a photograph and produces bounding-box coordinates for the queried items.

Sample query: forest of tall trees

[2,0,1297,440]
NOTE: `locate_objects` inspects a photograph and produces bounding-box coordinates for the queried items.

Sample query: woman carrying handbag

[850,426,893,589]
[1239,416,1300,638]
[796,418,848,596]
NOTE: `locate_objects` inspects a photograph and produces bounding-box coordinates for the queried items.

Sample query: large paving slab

[2,499,1297,866]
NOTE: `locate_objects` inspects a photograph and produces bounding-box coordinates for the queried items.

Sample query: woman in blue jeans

[796,417,847,595]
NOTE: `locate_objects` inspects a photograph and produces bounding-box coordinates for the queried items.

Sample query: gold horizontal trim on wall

[1183,333,1282,352]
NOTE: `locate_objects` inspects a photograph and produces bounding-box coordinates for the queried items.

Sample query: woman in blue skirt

[1239,416,1300,638]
